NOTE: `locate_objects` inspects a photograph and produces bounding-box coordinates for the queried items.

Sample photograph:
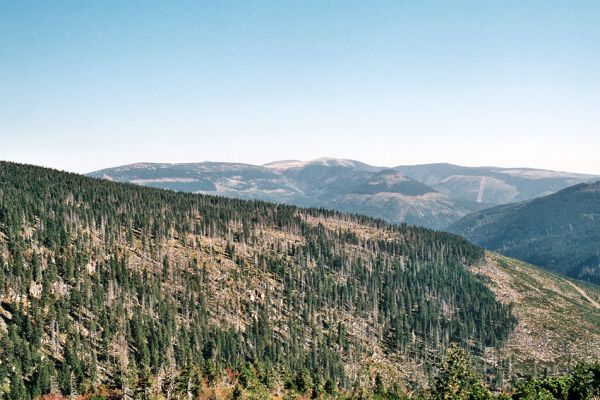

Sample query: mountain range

[88,158,596,229]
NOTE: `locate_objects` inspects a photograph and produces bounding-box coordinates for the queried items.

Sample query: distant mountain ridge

[89,158,596,229]
[393,163,595,204]
[448,180,600,284]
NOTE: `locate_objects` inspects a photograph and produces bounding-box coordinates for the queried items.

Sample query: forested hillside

[448,181,600,284]
[0,162,597,399]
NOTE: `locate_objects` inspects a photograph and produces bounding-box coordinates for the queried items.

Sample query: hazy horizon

[2,2,599,174]
[92,157,600,176]
[4,156,597,178]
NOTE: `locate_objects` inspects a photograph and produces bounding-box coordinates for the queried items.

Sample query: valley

[449,181,600,284]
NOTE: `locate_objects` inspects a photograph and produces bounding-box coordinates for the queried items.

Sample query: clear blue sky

[1,1,599,174]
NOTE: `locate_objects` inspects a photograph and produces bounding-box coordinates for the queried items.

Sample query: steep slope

[473,253,600,374]
[0,161,511,396]
[394,163,595,204]
[448,181,600,284]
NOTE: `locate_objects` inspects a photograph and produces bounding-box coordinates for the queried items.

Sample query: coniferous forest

[0,162,597,399]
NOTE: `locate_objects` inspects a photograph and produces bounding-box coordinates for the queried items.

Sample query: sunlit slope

[474,252,600,371]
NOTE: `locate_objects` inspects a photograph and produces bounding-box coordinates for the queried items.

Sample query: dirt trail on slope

[566,280,600,310]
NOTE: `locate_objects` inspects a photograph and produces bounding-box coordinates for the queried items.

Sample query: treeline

[0,162,515,398]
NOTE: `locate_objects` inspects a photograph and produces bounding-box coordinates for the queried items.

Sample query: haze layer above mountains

[89,158,596,230]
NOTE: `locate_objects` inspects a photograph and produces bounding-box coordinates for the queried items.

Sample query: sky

[1,1,599,174]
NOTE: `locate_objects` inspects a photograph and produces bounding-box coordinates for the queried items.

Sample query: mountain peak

[262,159,307,169]
[263,157,373,170]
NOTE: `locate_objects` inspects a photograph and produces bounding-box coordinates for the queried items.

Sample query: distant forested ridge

[449,181,600,284]
[0,161,520,398]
